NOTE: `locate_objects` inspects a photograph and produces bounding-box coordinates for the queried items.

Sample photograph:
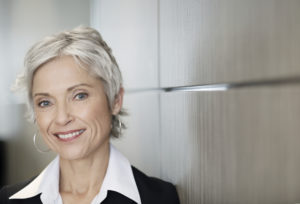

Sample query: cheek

[35,111,53,133]
[83,106,110,122]
[76,102,112,128]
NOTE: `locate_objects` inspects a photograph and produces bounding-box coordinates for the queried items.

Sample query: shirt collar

[94,145,141,203]
[9,144,141,204]
[9,156,59,201]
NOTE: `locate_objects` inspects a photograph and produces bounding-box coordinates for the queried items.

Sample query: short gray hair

[14,26,126,138]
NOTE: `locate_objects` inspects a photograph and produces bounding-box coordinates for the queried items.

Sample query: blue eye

[74,93,88,100]
[38,100,51,107]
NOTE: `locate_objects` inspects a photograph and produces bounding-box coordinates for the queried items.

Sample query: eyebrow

[33,83,92,97]
[67,83,92,91]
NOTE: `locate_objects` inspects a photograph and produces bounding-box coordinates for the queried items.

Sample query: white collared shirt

[9,144,141,204]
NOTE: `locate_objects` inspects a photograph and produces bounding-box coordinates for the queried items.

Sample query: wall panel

[112,92,161,178]
[92,1,300,203]
[93,0,159,89]
[160,0,300,87]
[160,85,300,203]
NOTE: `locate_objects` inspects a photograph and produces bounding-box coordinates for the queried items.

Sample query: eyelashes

[38,100,51,108]
[35,91,89,108]
[74,92,89,100]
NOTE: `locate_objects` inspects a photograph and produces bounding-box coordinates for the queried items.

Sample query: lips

[54,129,85,141]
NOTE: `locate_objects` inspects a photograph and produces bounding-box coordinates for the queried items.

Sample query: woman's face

[32,56,122,160]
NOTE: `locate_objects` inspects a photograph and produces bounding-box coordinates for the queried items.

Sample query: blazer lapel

[101,190,137,204]
[9,194,42,204]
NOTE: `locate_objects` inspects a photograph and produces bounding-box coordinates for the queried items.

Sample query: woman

[0,26,179,204]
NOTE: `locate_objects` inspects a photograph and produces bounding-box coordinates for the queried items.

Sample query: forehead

[32,56,101,94]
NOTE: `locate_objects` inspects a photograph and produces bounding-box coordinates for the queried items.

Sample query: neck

[59,141,110,195]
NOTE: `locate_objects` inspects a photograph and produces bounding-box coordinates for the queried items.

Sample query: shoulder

[0,178,37,204]
[132,166,180,204]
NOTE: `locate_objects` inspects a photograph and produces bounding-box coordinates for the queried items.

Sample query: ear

[112,87,124,115]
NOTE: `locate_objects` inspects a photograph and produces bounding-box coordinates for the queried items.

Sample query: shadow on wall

[0,140,6,188]
[0,104,56,186]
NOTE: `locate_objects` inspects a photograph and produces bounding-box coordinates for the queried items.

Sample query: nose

[54,102,73,126]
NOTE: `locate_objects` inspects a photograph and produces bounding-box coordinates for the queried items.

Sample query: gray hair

[14,26,126,138]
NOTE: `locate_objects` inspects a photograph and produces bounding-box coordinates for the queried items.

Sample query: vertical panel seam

[157,0,163,178]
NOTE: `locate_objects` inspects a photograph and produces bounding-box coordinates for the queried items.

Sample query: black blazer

[0,166,180,204]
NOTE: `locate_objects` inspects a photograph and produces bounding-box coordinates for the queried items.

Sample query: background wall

[92,0,300,203]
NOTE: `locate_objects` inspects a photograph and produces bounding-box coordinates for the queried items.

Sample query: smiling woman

[0,26,179,204]
[32,56,115,161]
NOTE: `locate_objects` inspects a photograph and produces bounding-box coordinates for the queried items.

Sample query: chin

[56,147,89,161]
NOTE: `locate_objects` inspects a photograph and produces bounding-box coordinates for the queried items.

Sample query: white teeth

[57,129,84,139]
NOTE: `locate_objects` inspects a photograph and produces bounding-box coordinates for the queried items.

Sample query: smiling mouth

[54,129,85,140]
